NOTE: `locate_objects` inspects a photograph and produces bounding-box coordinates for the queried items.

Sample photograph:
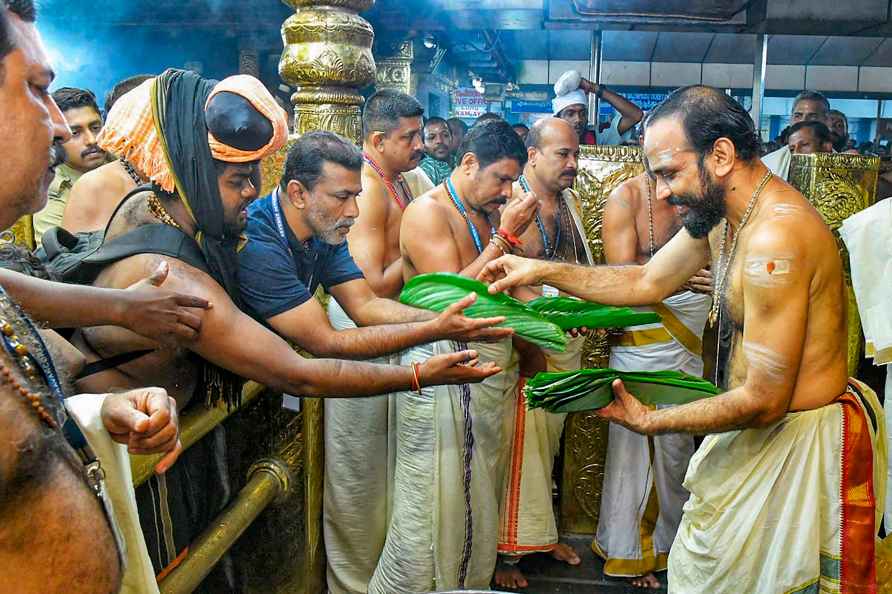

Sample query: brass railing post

[159,459,293,594]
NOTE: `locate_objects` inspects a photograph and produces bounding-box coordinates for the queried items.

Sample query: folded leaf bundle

[399,272,568,351]
[525,368,721,413]
[526,296,661,330]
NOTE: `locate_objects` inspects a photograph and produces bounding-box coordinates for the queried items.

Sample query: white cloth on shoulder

[64,393,160,594]
[761,145,791,180]
[839,197,892,365]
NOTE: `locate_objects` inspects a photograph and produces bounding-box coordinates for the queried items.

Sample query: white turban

[552,70,587,115]
[553,89,587,115]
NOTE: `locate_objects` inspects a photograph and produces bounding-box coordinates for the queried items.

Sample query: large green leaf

[527,296,661,330]
[399,273,568,351]
[525,368,720,413]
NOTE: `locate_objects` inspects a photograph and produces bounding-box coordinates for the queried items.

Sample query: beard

[666,166,726,239]
[309,210,354,245]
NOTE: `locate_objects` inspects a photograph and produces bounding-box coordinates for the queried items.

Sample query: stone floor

[497,536,668,594]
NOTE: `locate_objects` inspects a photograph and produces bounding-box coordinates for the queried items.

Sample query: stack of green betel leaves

[399,273,661,352]
[524,369,721,413]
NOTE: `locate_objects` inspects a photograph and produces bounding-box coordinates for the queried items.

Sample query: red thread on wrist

[498,228,522,248]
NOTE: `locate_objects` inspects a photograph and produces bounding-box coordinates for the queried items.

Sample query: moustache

[666,194,697,208]
[336,220,354,230]
[49,143,66,169]
[81,145,105,159]
[560,168,577,177]
[490,197,508,206]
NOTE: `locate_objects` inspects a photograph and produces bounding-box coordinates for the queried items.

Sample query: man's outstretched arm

[160,257,500,398]
[599,224,810,435]
[0,261,209,345]
[480,227,709,306]
[268,288,509,360]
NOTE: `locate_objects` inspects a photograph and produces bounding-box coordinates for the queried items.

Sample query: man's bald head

[526,117,580,192]
[526,117,579,150]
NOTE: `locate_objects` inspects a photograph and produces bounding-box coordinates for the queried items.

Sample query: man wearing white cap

[553,70,643,146]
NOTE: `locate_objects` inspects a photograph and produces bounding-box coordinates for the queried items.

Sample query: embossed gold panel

[560,145,644,534]
[788,153,879,376]
[375,40,414,95]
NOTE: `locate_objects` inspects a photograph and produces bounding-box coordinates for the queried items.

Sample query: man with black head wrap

[70,68,499,584]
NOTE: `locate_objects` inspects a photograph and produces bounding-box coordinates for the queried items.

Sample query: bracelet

[411,362,422,394]
[498,228,523,248]
[490,235,510,255]
[595,84,606,99]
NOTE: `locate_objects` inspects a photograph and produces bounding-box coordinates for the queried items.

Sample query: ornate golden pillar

[375,40,413,95]
[560,145,644,532]
[788,153,879,376]
[279,0,376,144]
[266,2,378,591]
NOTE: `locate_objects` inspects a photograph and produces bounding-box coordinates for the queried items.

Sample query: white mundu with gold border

[669,379,885,593]
[594,290,710,577]
[323,167,432,594]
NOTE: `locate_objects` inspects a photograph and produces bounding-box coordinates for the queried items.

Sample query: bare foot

[550,543,581,566]
[629,573,661,588]
[494,563,528,590]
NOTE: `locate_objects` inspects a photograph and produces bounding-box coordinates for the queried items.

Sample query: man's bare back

[718,177,848,412]
[72,193,198,408]
[62,160,139,233]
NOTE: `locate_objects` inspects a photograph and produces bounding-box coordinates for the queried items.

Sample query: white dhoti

[498,336,586,556]
[368,338,517,593]
[324,299,396,594]
[594,291,709,577]
[669,379,886,594]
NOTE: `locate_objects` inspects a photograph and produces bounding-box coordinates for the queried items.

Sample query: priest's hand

[117,260,212,346]
[431,293,514,343]
[596,379,654,435]
[479,254,547,294]
[100,387,183,474]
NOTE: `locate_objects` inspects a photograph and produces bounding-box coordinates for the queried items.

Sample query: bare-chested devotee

[323,89,436,594]
[481,85,885,593]
[366,119,538,592]
[61,133,147,234]
[59,77,153,235]
[494,118,589,589]
[0,3,214,592]
[238,131,510,594]
[594,159,712,588]
[69,69,499,583]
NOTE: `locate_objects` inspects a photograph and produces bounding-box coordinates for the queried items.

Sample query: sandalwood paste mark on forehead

[743,255,794,288]
[644,147,696,177]
[742,340,789,382]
